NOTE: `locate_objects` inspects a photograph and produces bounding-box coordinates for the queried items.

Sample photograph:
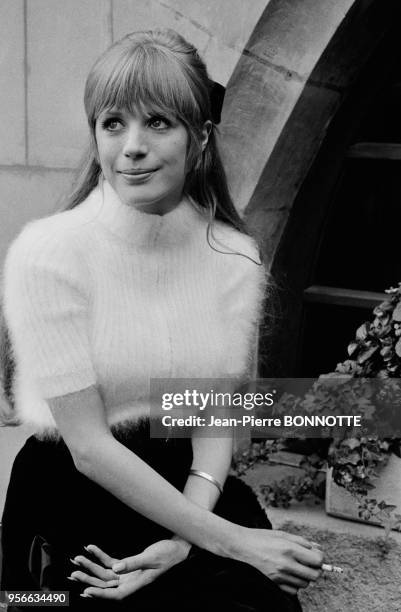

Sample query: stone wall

[0,0,268,266]
[0,0,269,517]
[0,0,358,514]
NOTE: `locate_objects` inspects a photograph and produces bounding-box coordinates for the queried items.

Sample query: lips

[118,169,158,175]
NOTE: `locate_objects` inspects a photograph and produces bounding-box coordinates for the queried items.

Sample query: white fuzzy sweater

[2,180,266,437]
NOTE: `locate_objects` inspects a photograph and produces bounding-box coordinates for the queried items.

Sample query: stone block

[245,83,341,216]
[326,458,401,529]
[202,36,241,86]
[0,0,25,164]
[112,0,210,53]
[160,0,267,51]
[27,0,112,168]
[0,167,74,266]
[248,208,290,266]
[220,62,304,212]
[244,0,354,79]
[113,0,266,85]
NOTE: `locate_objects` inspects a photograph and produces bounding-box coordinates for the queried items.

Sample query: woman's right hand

[232,527,324,596]
[70,539,191,601]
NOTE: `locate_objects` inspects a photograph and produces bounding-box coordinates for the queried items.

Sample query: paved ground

[243,462,401,612]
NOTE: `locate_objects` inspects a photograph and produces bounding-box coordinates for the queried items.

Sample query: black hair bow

[209,80,225,124]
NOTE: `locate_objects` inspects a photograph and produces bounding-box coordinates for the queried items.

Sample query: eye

[101,117,123,132]
[148,116,171,130]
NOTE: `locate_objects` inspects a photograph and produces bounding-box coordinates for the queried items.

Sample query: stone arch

[220,0,401,375]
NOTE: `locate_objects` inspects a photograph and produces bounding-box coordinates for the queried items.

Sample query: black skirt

[1,419,302,612]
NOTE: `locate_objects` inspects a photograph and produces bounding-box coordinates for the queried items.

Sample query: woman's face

[95,106,189,214]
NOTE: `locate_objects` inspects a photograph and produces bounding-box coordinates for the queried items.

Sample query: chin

[118,189,159,208]
[124,197,167,215]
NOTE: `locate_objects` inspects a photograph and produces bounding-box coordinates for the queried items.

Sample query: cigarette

[322,563,343,573]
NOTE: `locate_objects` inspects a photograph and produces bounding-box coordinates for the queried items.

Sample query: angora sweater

[2,180,266,437]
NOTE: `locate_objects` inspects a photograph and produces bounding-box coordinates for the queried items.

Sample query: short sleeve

[230,256,267,377]
[213,225,267,377]
[2,223,97,399]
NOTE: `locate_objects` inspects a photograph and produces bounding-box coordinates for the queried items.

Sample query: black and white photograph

[1,1,400,611]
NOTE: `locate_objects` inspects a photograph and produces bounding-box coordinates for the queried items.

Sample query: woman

[0,29,323,611]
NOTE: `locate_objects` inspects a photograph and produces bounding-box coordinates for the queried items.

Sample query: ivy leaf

[356,323,369,341]
[378,501,397,511]
[342,438,361,450]
[374,301,393,316]
[380,346,392,359]
[346,451,362,465]
[357,345,378,364]
[363,481,376,490]
[347,342,358,357]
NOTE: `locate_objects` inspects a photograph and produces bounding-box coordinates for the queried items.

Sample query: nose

[122,122,149,158]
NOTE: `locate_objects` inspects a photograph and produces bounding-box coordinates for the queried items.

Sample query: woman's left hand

[69,538,191,600]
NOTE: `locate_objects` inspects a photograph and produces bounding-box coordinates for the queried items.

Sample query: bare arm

[185,328,260,505]
[49,385,323,595]
[48,386,240,558]
[183,428,233,510]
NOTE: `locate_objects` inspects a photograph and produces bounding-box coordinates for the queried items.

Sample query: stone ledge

[242,462,401,544]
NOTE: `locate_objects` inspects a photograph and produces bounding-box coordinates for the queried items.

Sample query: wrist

[209,522,249,561]
[171,534,192,558]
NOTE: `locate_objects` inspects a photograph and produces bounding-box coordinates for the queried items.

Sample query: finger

[276,572,309,589]
[81,587,121,601]
[72,555,119,581]
[293,545,324,569]
[279,532,320,550]
[286,560,322,582]
[280,584,298,596]
[83,570,159,600]
[117,569,159,595]
[69,570,119,589]
[112,551,157,573]
[84,544,117,568]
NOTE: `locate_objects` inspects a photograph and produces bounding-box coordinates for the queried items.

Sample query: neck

[128,186,185,216]
[81,179,208,249]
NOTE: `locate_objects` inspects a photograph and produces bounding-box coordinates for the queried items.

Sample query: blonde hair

[66,29,245,233]
[1,29,262,425]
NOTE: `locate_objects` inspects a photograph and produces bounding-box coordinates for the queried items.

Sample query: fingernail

[67,576,78,582]
[112,562,124,572]
[69,558,80,567]
[80,593,93,599]
[83,545,92,552]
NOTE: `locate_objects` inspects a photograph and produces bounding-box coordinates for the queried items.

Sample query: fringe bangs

[86,43,204,129]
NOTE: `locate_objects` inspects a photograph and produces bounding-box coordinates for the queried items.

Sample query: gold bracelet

[189,469,224,495]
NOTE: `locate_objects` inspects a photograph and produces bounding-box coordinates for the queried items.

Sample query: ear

[91,132,100,164]
[201,120,212,151]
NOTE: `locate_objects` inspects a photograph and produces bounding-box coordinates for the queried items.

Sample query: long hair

[65,29,246,232]
[1,29,265,425]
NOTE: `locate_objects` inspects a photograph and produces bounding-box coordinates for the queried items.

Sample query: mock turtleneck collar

[82,179,207,248]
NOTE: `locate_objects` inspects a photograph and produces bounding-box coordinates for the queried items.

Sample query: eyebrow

[99,106,177,122]
[100,107,123,115]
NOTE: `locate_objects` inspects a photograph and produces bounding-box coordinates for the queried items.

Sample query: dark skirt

[1,419,301,612]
